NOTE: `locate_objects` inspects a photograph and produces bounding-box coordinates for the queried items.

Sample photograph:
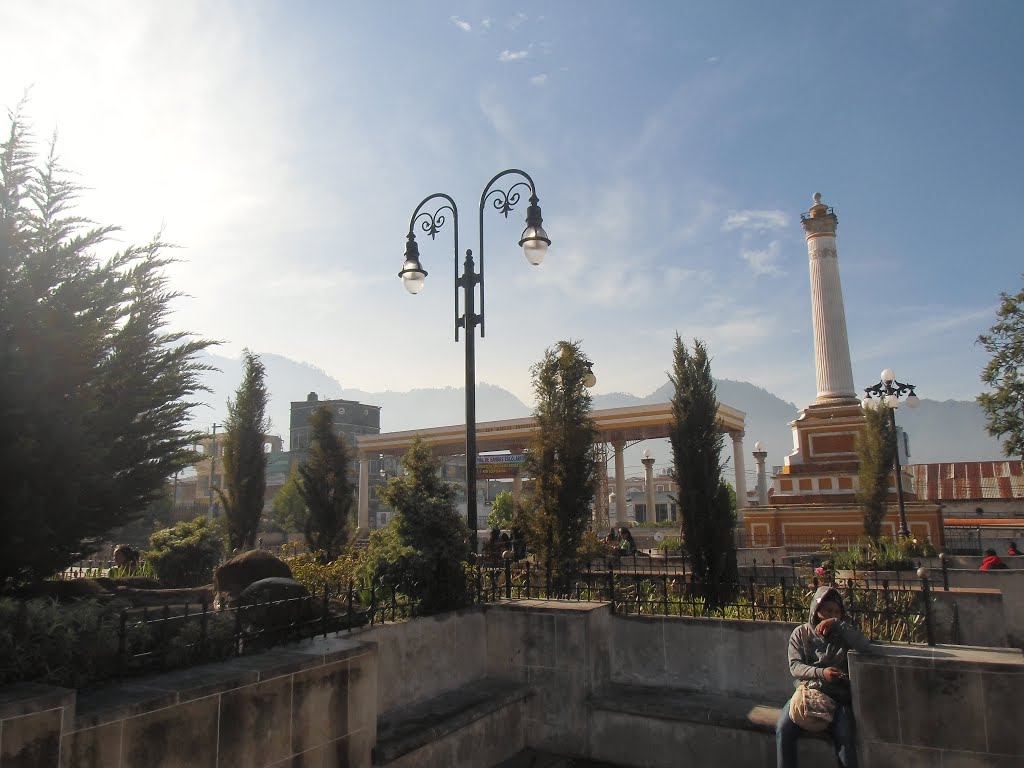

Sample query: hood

[808,585,845,626]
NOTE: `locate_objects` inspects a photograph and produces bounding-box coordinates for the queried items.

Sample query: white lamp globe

[401,260,426,295]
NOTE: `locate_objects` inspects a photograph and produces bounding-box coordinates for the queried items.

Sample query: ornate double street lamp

[862,369,921,537]
[399,169,550,549]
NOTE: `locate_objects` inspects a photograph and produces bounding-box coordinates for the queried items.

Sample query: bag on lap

[789,682,836,732]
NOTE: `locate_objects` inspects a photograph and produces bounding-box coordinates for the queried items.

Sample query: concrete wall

[938,569,1024,648]
[5,601,1024,768]
[358,608,487,714]
[850,644,1023,768]
[609,614,796,702]
[483,600,611,756]
[0,636,376,768]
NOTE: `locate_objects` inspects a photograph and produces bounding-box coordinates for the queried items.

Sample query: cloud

[741,240,784,276]
[499,50,529,62]
[707,56,719,64]
[509,12,528,30]
[722,209,788,232]
[450,16,471,32]
[530,74,548,86]
[481,18,492,30]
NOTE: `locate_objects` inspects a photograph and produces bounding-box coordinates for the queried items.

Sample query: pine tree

[856,402,896,540]
[271,465,308,533]
[297,406,355,560]
[218,349,270,551]
[522,341,599,594]
[668,336,737,609]
[0,106,214,585]
[372,436,470,610]
[978,277,1024,458]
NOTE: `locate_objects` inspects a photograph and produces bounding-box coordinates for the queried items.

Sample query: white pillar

[357,453,369,536]
[803,193,857,404]
[613,439,627,526]
[730,431,748,518]
[753,445,769,507]
[642,452,656,524]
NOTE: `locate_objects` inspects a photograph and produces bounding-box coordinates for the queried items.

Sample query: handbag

[788,682,836,732]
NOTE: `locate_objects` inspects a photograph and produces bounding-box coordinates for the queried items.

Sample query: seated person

[980,549,1009,570]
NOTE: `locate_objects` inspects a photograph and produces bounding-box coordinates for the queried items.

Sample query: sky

[2,1,1022,426]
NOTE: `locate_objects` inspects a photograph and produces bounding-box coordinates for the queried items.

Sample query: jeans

[776,697,858,768]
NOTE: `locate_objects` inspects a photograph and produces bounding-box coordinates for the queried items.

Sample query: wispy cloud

[481,18,492,30]
[707,56,720,64]
[530,74,548,86]
[499,50,529,62]
[509,12,528,30]
[450,16,471,32]
[741,240,784,276]
[722,209,788,232]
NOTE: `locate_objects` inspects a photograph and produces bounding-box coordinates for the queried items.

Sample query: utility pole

[209,423,220,519]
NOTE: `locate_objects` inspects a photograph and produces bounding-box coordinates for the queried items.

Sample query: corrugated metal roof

[908,461,1024,501]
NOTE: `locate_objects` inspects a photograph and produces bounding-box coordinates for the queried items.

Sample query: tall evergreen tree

[297,406,355,560]
[0,106,214,586]
[522,341,599,594]
[218,349,270,551]
[856,401,896,539]
[978,277,1024,458]
[668,336,737,609]
[271,465,308,533]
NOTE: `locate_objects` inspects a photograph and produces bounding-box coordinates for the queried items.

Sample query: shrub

[658,536,684,554]
[0,598,126,687]
[832,536,938,570]
[146,517,224,588]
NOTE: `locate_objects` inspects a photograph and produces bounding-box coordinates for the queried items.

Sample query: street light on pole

[399,169,550,551]
[862,368,921,537]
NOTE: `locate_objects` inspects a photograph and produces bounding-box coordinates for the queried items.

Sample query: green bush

[832,536,938,570]
[146,517,224,588]
[0,598,129,687]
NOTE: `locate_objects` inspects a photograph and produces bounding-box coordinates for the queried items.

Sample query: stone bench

[372,677,532,767]
[589,683,834,768]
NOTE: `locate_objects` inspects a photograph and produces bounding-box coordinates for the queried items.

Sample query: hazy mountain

[192,352,1006,467]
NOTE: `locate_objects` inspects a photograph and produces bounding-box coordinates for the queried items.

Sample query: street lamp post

[862,368,921,537]
[398,169,550,551]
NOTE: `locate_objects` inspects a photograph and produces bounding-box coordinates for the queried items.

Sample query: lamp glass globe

[522,226,549,266]
[401,261,425,295]
[881,368,895,383]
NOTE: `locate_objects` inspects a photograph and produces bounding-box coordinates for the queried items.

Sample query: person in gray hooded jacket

[776,585,872,768]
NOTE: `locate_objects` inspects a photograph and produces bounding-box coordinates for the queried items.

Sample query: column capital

[729,430,745,441]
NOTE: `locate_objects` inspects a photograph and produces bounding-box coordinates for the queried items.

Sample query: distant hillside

[191,352,1005,467]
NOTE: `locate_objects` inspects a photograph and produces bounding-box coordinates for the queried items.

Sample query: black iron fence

[35,555,937,688]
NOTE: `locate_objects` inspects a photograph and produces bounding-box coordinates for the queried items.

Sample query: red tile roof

[908,461,1024,501]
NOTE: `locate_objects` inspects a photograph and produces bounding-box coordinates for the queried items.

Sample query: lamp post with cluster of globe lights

[398,169,550,550]
[862,368,921,537]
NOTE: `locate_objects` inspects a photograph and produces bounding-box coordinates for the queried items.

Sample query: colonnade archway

[355,402,747,534]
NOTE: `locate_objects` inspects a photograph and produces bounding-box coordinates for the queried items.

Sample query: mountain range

[191,352,1007,476]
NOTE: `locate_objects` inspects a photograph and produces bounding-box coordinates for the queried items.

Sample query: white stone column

[730,432,748,518]
[357,453,369,535]
[613,439,627,526]
[641,451,656,524]
[803,193,856,403]
[753,444,769,507]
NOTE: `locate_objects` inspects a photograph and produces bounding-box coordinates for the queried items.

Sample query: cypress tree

[668,336,737,609]
[298,406,355,560]
[522,341,599,594]
[0,106,214,585]
[856,401,896,540]
[218,349,270,551]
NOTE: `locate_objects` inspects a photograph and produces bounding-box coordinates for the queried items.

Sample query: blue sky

[3,1,1021,425]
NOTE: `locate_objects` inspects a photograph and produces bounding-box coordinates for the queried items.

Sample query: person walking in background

[980,549,1009,570]
[776,586,872,768]
[1007,542,1021,556]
